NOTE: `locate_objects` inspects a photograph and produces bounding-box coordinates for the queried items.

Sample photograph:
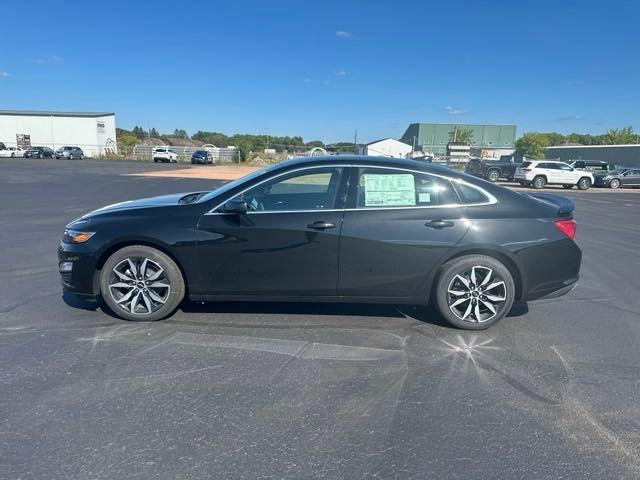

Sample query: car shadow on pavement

[63,292,529,328]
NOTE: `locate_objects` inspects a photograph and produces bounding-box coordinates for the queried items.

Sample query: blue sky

[0,0,638,143]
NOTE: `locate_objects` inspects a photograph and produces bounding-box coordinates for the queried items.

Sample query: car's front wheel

[577,177,591,190]
[434,255,515,330]
[609,178,620,189]
[100,245,185,321]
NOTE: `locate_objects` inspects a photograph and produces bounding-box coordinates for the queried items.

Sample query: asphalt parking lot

[2,157,640,479]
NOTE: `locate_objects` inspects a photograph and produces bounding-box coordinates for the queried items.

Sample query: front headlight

[63,229,95,243]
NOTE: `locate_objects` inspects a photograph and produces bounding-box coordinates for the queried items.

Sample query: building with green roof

[400,123,517,156]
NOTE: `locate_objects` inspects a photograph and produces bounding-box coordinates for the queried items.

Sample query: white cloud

[444,105,469,115]
[0,72,11,78]
[336,30,352,38]
[555,114,582,122]
[303,77,312,83]
[30,55,64,65]
[334,69,347,77]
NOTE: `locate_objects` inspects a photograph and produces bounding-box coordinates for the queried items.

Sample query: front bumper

[58,241,99,295]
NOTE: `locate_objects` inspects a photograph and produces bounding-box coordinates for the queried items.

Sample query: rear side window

[454,182,490,204]
[356,168,459,208]
[521,161,531,168]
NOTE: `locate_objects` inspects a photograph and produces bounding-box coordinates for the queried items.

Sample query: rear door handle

[425,219,454,229]
[307,221,336,230]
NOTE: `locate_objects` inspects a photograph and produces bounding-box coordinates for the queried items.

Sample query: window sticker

[418,192,431,203]
[363,174,416,207]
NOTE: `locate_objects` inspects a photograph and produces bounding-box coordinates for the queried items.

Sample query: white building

[0,110,117,157]
[358,138,412,158]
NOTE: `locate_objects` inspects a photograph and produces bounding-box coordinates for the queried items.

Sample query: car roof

[271,154,470,179]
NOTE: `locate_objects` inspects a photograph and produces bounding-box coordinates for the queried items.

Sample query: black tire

[38,153,43,159]
[609,178,620,189]
[506,175,514,182]
[99,245,185,322]
[434,255,515,330]
[532,176,546,189]
[80,154,84,160]
[577,177,591,190]
[486,170,500,182]
[562,184,573,189]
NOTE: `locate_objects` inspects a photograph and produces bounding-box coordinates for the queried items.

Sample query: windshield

[198,164,278,203]
[609,168,628,175]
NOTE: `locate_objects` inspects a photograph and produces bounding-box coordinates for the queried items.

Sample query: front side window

[558,163,573,171]
[238,167,344,212]
[355,168,458,208]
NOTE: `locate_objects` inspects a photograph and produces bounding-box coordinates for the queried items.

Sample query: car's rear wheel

[434,255,515,330]
[577,177,591,190]
[486,170,500,182]
[609,178,620,189]
[38,153,43,159]
[80,154,84,160]
[532,176,546,189]
[100,246,185,321]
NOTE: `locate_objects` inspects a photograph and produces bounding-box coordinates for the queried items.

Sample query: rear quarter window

[454,182,490,204]
[521,161,531,168]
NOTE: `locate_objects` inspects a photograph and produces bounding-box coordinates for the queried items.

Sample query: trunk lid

[526,192,574,218]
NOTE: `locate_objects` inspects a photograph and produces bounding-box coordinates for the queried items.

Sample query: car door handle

[425,219,454,229]
[307,221,336,230]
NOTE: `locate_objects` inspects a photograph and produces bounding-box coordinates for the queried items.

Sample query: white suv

[514,160,594,190]
[152,148,178,163]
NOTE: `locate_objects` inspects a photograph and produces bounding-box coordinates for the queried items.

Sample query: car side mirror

[222,199,248,214]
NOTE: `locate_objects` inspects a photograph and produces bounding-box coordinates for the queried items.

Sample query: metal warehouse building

[0,110,117,157]
[545,144,640,168]
[400,123,516,156]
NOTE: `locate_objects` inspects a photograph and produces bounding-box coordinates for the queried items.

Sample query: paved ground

[1,158,640,479]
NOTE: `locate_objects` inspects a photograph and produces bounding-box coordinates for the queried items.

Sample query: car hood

[79,192,210,219]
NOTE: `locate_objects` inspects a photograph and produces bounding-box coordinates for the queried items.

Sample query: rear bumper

[519,238,582,301]
[534,280,577,300]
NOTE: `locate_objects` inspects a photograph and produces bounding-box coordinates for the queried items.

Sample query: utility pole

[354,129,358,153]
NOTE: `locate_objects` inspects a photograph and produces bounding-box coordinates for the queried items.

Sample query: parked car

[153,148,178,163]
[191,150,214,164]
[59,155,582,330]
[465,155,526,182]
[569,159,611,173]
[55,146,84,159]
[514,160,594,190]
[0,144,25,157]
[24,146,54,158]
[593,168,640,189]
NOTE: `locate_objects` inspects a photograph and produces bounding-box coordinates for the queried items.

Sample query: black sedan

[58,156,582,329]
[24,146,54,158]
[191,150,214,164]
[593,168,640,189]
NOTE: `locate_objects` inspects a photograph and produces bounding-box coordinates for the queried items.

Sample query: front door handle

[425,219,454,229]
[307,221,336,230]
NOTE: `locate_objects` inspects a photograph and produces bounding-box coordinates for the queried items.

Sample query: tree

[192,131,230,147]
[150,128,159,138]
[173,129,188,139]
[117,133,139,154]
[448,127,473,144]
[132,126,146,139]
[603,126,636,144]
[515,133,549,158]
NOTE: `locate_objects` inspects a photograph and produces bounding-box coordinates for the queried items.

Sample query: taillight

[554,219,576,239]
[521,168,532,172]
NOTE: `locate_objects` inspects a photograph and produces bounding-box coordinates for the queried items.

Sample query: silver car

[55,146,84,159]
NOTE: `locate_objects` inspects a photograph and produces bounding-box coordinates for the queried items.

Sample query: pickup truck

[465,155,527,182]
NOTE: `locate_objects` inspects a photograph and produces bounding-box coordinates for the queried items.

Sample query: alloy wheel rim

[447,266,507,323]
[611,179,619,188]
[108,257,170,315]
